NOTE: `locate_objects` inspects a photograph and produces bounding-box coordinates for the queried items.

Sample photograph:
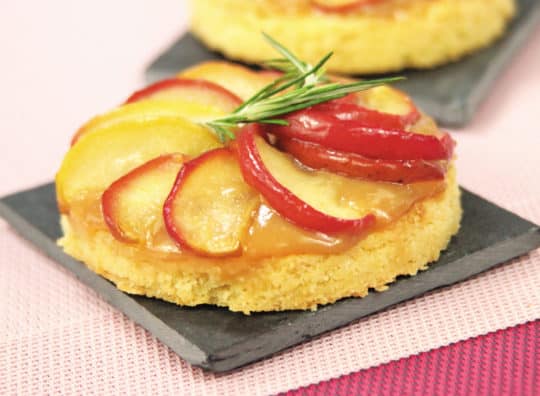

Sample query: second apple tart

[190,0,516,74]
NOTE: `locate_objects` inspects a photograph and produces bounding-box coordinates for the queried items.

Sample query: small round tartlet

[190,0,516,74]
[57,61,461,314]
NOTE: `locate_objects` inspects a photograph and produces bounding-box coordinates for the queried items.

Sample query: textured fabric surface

[1,230,538,395]
[1,1,540,395]
[282,320,540,396]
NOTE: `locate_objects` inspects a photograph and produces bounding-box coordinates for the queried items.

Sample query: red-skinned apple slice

[178,61,278,100]
[102,154,186,248]
[124,78,242,112]
[280,137,446,183]
[269,107,454,160]
[71,99,226,146]
[315,100,410,131]
[236,124,376,234]
[354,86,421,126]
[164,148,260,256]
[57,116,221,213]
[328,79,420,127]
[312,0,383,13]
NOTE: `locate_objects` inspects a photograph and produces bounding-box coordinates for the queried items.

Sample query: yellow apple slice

[178,61,276,100]
[356,85,420,125]
[164,148,260,256]
[71,99,225,145]
[57,116,221,213]
[101,154,185,251]
[237,125,444,232]
[329,75,421,126]
[125,78,242,111]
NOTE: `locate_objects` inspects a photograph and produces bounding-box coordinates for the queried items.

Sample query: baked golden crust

[190,0,516,74]
[59,167,460,314]
[56,58,462,314]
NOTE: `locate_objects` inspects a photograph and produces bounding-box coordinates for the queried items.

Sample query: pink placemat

[1,1,539,395]
[1,228,538,395]
[283,320,539,396]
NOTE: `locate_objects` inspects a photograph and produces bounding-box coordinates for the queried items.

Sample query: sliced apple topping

[280,137,446,183]
[102,154,186,250]
[312,0,383,12]
[164,148,260,256]
[57,116,221,213]
[355,85,421,126]
[236,124,376,234]
[178,61,277,100]
[57,33,456,262]
[71,99,226,146]
[124,78,242,112]
[269,104,454,160]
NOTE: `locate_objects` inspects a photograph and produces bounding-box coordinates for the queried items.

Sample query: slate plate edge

[0,196,210,368]
[457,1,540,126]
[206,226,540,371]
[144,0,540,128]
[1,185,540,372]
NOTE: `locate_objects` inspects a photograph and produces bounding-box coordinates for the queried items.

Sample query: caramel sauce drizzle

[68,112,447,262]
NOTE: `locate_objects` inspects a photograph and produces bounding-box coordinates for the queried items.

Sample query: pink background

[1,1,539,394]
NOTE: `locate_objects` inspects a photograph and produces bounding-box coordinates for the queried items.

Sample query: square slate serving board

[146,0,540,127]
[1,184,539,372]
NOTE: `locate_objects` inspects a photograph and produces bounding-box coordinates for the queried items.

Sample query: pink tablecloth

[1,1,539,395]
[284,320,539,396]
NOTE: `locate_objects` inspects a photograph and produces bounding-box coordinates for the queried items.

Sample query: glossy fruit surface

[236,124,376,234]
[164,148,260,256]
[125,77,242,112]
[354,85,421,126]
[178,61,277,100]
[280,137,446,183]
[57,117,221,212]
[269,105,454,160]
[315,100,411,131]
[71,99,225,145]
[102,154,186,249]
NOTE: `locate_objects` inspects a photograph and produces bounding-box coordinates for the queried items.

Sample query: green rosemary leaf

[262,32,307,74]
[208,123,236,142]
[256,119,290,126]
[253,51,333,102]
[204,34,404,142]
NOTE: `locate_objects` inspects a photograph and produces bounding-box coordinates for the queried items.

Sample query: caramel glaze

[65,113,447,266]
[242,178,444,258]
[65,177,444,284]
[241,109,446,257]
[67,164,444,260]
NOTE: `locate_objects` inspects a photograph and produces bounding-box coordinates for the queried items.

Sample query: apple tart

[190,0,516,74]
[57,56,461,313]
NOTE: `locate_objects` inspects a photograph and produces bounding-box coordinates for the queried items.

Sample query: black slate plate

[146,0,540,127]
[1,183,539,372]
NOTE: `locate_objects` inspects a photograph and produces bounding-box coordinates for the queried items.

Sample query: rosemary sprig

[205,35,404,142]
[261,33,327,86]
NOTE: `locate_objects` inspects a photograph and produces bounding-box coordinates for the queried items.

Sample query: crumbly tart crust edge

[58,167,461,314]
[190,0,516,74]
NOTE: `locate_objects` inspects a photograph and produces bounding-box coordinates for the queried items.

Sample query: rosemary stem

[205,34,404,142]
